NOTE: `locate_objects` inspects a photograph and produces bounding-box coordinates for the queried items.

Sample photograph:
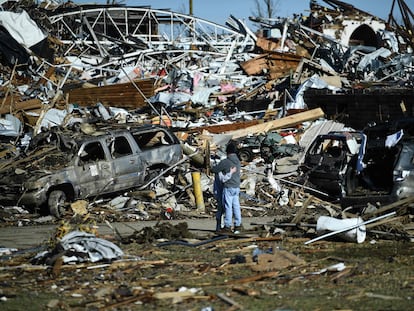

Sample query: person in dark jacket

[211,142,242,233]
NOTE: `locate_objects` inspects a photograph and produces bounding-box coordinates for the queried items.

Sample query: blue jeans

[215,202,224,231]
[214,175,224,231]
[222,187,241,228]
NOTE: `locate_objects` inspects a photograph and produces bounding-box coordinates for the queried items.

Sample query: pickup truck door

[107,134,145,190]
[74,140,114,198]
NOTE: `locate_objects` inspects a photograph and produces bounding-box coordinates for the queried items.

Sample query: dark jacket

[211,153,241,188]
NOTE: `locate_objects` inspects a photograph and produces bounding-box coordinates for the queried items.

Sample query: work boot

[233,225,244,234]
[218,226,233,234]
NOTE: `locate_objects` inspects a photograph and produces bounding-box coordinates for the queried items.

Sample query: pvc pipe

[304,211,397,245]
[316,216,366,243]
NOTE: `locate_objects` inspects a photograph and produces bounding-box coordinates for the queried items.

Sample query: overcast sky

[111,0,403,25]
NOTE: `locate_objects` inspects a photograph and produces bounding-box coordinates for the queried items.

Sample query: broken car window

[133,130,173,149]
[109,136,133,159]
[79,141,106,164]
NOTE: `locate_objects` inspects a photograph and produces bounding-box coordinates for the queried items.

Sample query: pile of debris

[1,1,414,309]
[0,0,414,229]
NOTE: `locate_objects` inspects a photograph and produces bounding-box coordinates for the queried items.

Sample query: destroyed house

[300,0,414,129]
[304,87,414,130]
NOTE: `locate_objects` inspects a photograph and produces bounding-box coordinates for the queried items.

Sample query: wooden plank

[293,58,339,84]
[362,196,414,219]
[154,290,196,300]
[256,36,280,52]
[216,293,243,309]
[225,271,279,284]
[291,196,313,224]
[67,78,154,109]
[240,54,268,75]
[226,108,325,139]
[0,98,42,115]
[240,52,301,77]
[184,119,260,134]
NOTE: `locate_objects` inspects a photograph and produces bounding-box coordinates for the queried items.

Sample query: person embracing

[213,165,236,232]
[211,142,242,234]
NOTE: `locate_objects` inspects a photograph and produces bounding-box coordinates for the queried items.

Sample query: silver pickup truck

[0,124,183,217]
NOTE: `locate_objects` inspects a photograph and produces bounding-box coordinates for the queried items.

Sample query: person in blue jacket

[213,166,236,231]
[211,142,242,233]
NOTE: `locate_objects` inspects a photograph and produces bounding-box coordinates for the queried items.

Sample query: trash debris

[0,0,414,309]
[305,211,397,244]
[316,215,367,243]
[33,230,123,264]
[313,262,347,274]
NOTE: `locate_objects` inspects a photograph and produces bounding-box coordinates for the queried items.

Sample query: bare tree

[252,0,280,19]
[106,0,126,4]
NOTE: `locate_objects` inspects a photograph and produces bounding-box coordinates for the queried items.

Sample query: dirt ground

[0,218,413,311]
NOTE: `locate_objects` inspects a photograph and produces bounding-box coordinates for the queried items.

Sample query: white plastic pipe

[304,211,397,245]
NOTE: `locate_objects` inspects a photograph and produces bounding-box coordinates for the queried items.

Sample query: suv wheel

[238,148,253,162]
[145,169,168,188]
[345,167,358,195]
[48,190,67,218]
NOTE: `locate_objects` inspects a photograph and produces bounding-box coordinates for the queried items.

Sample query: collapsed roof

[0,0,413,138]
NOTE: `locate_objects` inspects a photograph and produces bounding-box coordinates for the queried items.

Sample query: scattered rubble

[0,0,412,230]
[0,0,414,308]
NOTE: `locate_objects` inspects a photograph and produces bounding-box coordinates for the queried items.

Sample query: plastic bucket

[316,216,366,243]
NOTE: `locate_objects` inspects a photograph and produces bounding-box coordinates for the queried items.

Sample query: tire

[48,190,67,218]
[238,148,253,162]
[345,167,358,195]
[144,169,167,189]
[260,146,273,163]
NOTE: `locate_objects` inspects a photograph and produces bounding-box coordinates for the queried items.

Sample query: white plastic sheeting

[0,114,21,137]
[288,74,341,110]
[0,10,46,48]
[37,108,68,133]
[59,230,124,263]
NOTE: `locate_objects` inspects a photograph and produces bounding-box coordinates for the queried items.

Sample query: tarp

[59,230,124,263]
[0,10,53,62]
[0,10,46,48]
[0,26,30,65]
[0,114,21,137]
[288,74,341,110]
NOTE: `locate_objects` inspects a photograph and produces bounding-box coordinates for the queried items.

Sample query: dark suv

[344,120,414,205]
[301,121,414,206]
[300,131,364,199]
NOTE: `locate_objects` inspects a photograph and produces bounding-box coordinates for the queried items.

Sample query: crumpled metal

[59,230,123,263]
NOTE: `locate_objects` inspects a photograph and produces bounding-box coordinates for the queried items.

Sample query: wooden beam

[226,108,325,139]
[184,119,260,134]
[256,36,280,52]
[362,196,414,220]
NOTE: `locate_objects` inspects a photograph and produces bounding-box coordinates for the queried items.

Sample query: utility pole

[189,0,193,15]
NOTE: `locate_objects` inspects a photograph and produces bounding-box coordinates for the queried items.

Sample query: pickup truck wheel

[48,190,67,218]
